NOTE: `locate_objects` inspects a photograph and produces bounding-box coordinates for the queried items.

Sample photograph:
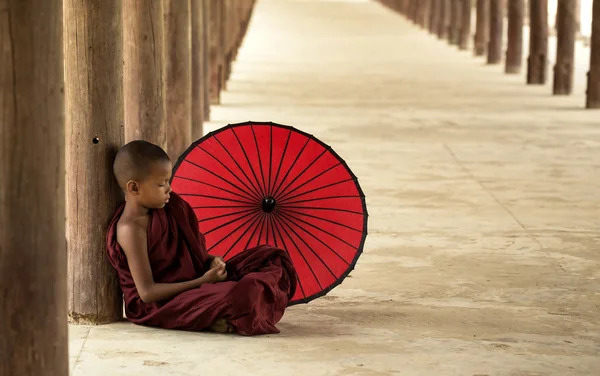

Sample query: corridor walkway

[69,1,600,375]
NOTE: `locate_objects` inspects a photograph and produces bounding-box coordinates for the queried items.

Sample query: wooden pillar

[527,0,548,84]
[553,0,577,95]
[410,0,419,23]
[164,0,192,161]
[232,2,243,60]
[438,0,451,39]
[221,0,232,89]
[449,0,461,44]
[488,0,504,64]
[430,0,440,34]
[474,0,490,55]
[400,0,409,15]
[505,0,525,73]
[421,0,431,29]
[123,1,166,146]
[192,0,210,138]
[459,0,472,50]
[0,0,68,374]
[202,0,211,121]
[586,0,600,108]
[209,0,223,104]
[64,0,123,324]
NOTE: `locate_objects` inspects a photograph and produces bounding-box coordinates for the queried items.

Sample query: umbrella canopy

[171,121,368,305]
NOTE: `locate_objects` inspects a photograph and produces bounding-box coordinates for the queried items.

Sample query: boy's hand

[202,264,227,283]
[210,256,226,270]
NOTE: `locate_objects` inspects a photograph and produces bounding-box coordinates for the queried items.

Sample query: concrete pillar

[0,0,68,374]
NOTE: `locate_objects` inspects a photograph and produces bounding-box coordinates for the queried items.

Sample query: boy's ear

[126,180,140,195]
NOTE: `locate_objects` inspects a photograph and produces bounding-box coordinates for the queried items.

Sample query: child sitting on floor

[106,140,297,335]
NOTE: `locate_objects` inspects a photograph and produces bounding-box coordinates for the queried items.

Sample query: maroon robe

[106,192,297,336]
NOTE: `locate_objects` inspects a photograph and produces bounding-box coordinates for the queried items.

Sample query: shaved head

[113,140,171,189]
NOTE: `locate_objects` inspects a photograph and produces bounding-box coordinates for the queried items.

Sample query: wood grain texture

[164,0,192,160]
[123,0,166,146]
[0,0,68,374]
[192,0,209,138]
[64,0,124,324]
[209,0,223,104]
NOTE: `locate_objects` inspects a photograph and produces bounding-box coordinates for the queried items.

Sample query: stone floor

[69,1,600,375]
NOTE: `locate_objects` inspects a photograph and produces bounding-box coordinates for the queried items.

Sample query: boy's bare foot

[208,318,233,333]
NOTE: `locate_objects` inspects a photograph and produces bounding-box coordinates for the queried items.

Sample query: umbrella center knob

[261,196,276,213]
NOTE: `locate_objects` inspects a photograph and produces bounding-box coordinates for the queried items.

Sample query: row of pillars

[0,0,256,374]
[379,0,600,108]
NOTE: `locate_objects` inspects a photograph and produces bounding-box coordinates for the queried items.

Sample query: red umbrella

[170,122,368,305]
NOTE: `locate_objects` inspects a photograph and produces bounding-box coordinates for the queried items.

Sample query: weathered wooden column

[410,0,419,23]
[232,2,243,60]
[164,0,192,161]
[488,0,504,64]
[123,1,166,146]
[0,0,68,374]
[586,0,600,108]
[438,0,451,39]
[64,0,123,324]
[416,0,428,28]
[221,0,231,88]
[241,0,255,38]
[202,0,212,121]
[553,0,577,95]
[192,0,210,138]
[505,0,525,73]
[527,0,548,84]
[474,0,489,55]
[209,0,224,104]
[458,0,472,50]
[449,0,461,44]
[430,0,440,34]
[400,0,409,15]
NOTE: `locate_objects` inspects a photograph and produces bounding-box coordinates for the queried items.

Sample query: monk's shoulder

[116,215,149,250]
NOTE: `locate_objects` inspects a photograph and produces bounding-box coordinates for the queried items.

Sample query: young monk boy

[106,140,297,335]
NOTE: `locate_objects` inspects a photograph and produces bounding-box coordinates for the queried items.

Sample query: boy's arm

[117,222,221,303]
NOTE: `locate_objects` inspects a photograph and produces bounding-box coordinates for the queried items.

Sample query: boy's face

[134,160,173,209]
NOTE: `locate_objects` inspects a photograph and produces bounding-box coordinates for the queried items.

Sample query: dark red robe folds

[106,192,297,336]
